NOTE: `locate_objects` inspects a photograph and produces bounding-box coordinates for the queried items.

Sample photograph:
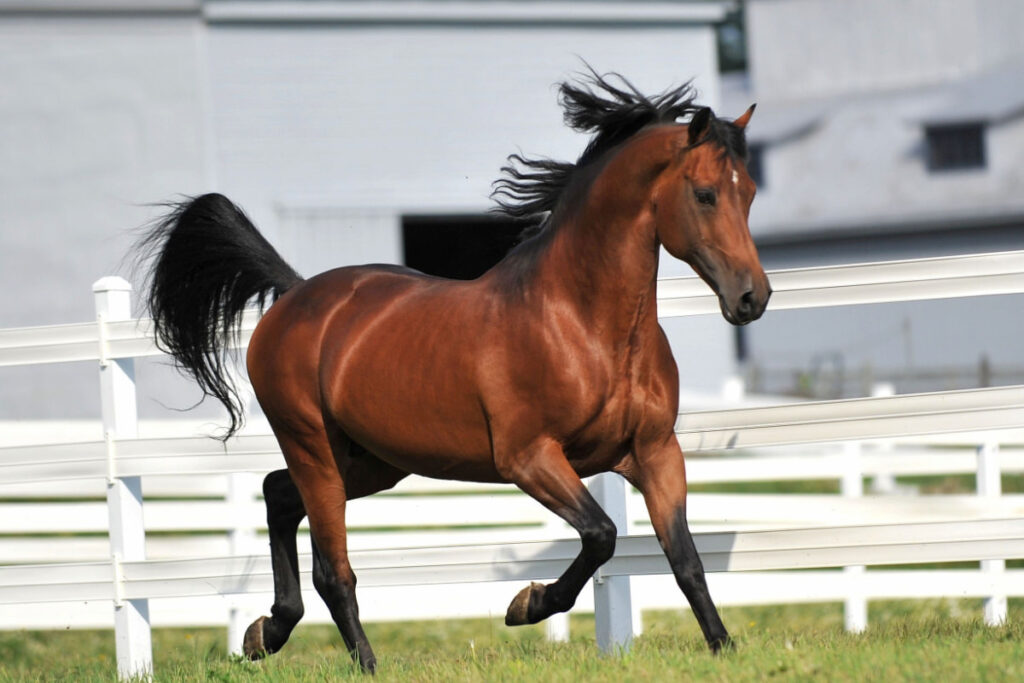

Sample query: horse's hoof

[709,634,735,654]
[505,582,544,626]
[242,615,270,660]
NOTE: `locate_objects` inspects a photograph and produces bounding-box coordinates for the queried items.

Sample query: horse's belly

[322,320,500,482]
[351,433,502,483]
[338,406,501,482]
[332,371,500,479]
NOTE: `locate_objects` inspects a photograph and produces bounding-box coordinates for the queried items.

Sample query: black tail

[136,193,302,438]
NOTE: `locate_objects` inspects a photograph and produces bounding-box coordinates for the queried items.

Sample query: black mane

[491,71,747,233]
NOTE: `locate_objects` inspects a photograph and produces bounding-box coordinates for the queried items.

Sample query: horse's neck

[539,200,662,345]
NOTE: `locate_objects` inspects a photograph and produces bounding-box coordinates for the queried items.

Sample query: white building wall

[275,206,402,275]
[0,15,207,326]
[0,13,209,420]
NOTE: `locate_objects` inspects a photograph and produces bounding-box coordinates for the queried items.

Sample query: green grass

[1,601,1021,682]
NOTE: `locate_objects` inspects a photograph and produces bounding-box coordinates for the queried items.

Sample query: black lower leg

[244,469,306,658]
[667,507,731,651]
[507,495,617,626]
[312,542,377,672]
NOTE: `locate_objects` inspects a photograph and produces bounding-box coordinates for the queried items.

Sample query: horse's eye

[694,188,717,206]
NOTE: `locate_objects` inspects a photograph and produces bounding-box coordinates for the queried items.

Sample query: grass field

[0,600,1020,682]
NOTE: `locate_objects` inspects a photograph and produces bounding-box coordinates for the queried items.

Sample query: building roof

[0,0,734,24]
[726,54,1024,143]
[918,56,1024,126]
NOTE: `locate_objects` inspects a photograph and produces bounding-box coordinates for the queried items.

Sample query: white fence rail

[1,250,1023,680]
[657,249,1024,315]
[3,250,1023,367]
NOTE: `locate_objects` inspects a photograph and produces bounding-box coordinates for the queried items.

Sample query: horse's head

[653,105,771,325]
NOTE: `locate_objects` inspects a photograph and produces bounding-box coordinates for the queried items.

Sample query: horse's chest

[560,388,637,472]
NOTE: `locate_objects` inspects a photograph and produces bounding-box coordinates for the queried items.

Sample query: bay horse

[137,72,769,672]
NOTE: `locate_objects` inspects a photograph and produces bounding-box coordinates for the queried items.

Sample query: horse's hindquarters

[251,266,501,482]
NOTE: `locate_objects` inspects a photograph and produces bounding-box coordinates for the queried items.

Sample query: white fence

[1,250,1023,680]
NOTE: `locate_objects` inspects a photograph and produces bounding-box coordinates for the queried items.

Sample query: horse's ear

[688,107,713,145]
[733,103,757,130]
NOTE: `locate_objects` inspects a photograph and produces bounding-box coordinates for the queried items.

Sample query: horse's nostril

[739,290,755,312]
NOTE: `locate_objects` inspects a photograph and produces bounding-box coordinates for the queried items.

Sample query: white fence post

[590,472,633,652]
[544,602,571,642]
[224,366,262,654]
[625,488,644,639]
[868,383,897,494]
[542,512,571,643]
[841,441,867,633]
[227,472,260,653]
[977,440,1006,626]
[94,277,152,680]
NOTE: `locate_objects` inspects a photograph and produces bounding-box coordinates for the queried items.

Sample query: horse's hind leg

[243,469,306,659]
[501,438,618,626]
[298,465,376,671]
[244,443,408,668]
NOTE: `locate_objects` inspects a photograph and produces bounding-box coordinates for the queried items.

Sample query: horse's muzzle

[721,282,771,326]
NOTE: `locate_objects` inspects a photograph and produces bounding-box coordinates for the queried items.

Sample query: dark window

[402,215,525,280]
[925,123,986,171]
[716,5,747,73]
[746,143,765,187]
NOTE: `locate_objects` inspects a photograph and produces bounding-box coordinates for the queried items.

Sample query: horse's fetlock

[546,585,577,614]
[271,599,304,627]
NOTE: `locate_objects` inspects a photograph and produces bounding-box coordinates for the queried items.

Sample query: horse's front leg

[621,434,731,652]
[501,437,618,626]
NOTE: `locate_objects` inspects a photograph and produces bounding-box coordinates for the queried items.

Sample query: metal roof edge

[0,0,199,14]
[202,1,734,26]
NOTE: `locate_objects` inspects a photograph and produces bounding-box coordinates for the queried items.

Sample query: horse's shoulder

[626,324,680,430]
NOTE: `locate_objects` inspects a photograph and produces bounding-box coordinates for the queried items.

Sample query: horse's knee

[581,515,617,565]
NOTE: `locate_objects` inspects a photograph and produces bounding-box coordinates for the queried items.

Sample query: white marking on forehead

[732,170,739,185]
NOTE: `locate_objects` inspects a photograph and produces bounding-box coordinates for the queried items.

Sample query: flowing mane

[491,71,749,238]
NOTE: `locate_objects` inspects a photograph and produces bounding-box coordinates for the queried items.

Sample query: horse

[136,72,769,672]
